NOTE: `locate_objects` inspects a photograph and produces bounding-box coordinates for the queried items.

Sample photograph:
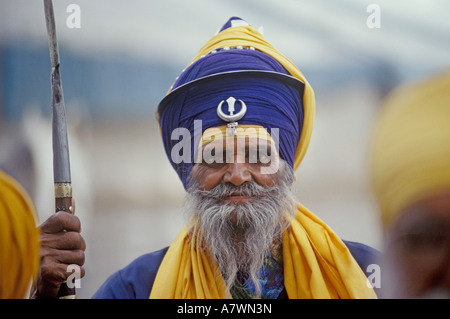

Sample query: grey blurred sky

[1,0,449,64]
[1,0,449,82]
[1,0,449,120]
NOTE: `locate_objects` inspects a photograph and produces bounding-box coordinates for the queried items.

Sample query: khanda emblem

[217,96,247,135]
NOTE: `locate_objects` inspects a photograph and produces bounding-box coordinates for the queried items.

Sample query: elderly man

[370,71,450,299]
[34,17,378,299]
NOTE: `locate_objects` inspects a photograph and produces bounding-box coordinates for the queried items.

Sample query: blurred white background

[1,0,449,298]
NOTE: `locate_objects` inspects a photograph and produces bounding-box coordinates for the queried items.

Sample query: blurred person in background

[33,17,379,299]
[0,170,40,299]
[370,71,450,299]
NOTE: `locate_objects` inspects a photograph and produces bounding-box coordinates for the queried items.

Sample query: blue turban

[157,17,314,189]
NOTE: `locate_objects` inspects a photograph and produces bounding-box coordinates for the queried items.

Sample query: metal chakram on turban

[156,17,315,189]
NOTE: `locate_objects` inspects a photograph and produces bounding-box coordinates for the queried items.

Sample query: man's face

[384,191,450,298]
[191,137,284,203]
[185,137,295,295]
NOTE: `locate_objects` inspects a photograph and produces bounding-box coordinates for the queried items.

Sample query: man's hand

[31,204,86,298]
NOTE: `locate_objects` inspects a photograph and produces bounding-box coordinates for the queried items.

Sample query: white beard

[183,164,296,297]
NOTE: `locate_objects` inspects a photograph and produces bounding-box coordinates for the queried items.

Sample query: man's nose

[223,162,252,186]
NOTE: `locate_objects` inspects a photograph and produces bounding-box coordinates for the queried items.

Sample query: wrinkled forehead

[197,125,279,156]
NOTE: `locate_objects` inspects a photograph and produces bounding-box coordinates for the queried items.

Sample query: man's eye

[202,151,226,168]
[248,151,259,163]
[259,154,270,164]
[258,147,273,165]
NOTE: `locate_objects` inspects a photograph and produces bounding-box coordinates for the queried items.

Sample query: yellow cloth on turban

[0,170,40,299]
[150,203,377,299]
[200,125,273,146]
[370,71,450,227]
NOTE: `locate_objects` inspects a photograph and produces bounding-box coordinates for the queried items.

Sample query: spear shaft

[43,0,76,299]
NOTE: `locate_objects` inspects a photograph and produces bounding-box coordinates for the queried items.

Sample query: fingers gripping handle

[55,183,76,299]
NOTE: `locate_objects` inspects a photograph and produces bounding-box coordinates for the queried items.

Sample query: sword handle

[54,184,76,299]
[57,282,76,299]
[44,0,76,299]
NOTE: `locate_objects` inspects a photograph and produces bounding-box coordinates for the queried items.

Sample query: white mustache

[193,181,278,201]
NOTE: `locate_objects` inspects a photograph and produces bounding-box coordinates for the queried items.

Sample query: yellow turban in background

[0,170,40,299]
[370,71,450,228]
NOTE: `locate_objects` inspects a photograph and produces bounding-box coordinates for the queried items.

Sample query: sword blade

[44,0,76,299]
[44,0,71,184]
[44,0,59,68]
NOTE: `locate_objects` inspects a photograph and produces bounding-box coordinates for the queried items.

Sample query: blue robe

[92,240,381,299]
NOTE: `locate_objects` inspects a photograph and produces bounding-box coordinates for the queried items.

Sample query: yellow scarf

[150,203,377,299]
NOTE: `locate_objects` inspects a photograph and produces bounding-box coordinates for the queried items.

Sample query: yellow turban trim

[0,170,40,299]
[168,24,315,172]
[370,71,450,228]
[200,125,273,146]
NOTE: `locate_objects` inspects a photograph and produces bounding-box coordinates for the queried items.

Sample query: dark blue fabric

[344,240,381,275]
[91,241,381,299]
[91,247,168,299]
[172,50,292,90]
